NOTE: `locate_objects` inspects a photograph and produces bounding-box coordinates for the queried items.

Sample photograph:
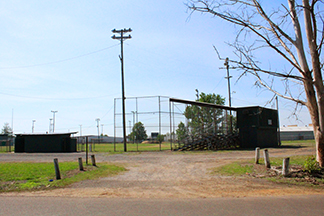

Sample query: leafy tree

[187,0,324,166]
[1,123,12,135]
[128,122,147,143]
[156,134,166,144]
[184,92,225,137]
[176,121,189,143]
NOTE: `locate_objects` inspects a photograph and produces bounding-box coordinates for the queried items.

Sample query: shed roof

[280,126,313,132]
[15,132,78,136]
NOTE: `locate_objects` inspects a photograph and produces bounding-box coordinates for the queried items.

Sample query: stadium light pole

[96,118,100,144]
[112,28,132,152]
[49,118,53,133]
[79,124,82,137]
[101,124,104,136]
[51,111,58,133]
[32,120,36,133]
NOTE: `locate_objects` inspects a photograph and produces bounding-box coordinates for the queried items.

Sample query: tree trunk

[302,0,324,166]
[314,127,324,167]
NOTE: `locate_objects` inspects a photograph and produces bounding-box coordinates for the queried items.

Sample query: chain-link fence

[169,98,239,151]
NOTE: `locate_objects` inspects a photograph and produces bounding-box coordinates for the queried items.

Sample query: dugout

[15,132,77,153]
[237,106,279,148]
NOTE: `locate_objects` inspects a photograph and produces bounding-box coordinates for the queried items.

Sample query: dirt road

[3,145,323,198]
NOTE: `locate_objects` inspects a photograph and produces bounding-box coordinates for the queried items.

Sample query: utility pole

[11,109,14,136]
[131,111,135,144]
[49,118,53,133]
[101,124,104,136]
[79,124,82,137]
[112,28,132,152]
[276,96,281,146]
[51,110,58,133]
[32,120,36,133]
[96,118,100,144]
[224,58,233,133]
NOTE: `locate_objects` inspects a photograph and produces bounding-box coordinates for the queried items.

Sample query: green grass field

[212,155,311,176]
[0,162,126,192]
[1,140,316,153]
[80,142,173,153]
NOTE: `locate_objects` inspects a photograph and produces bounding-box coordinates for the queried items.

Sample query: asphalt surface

[1,195,324,216]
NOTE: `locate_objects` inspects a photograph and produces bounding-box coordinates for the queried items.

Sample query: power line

[0,43,120,70]
[0,91,119,101]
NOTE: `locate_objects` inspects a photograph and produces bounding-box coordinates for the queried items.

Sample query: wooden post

[53,158,61,180]
[91,155,96,166]
[78,157,84,171]
[255,147,260,164]
[264,149,271,168]
[7,140,11,152]
[282,157,290,176]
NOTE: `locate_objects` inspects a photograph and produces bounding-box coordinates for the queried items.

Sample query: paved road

[1,195,324,216]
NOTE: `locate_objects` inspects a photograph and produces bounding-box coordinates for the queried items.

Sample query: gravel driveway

[1,146,322,198]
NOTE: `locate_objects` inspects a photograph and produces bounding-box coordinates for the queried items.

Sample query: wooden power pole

[112,28,132,152]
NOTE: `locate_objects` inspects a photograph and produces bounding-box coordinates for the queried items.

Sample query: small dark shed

[15,133,77,153]
[237,106,279,148]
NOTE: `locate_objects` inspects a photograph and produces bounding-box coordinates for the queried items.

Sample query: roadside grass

[211,154,324,187]
[0,162,126,192]
[280,139,315,148]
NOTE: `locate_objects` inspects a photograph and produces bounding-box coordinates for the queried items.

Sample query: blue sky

[0,0,311,136]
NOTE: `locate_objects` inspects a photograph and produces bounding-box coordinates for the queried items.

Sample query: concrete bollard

[282,157,290,176]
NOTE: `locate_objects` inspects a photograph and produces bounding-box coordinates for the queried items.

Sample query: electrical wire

[0,43,120,70]
[0,91,119,101]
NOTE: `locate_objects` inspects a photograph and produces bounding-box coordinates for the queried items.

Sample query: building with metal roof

[15,132,77,153]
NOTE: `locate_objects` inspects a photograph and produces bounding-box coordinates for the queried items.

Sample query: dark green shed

[237,106,279,148]
[15,133,77,153]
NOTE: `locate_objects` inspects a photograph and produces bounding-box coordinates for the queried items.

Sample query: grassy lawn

[280,139,315,148]
[0,162,126,192]
[211,154,324,187]
[212,155,309,175]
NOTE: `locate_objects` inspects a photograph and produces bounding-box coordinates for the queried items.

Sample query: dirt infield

[2,146,324,198]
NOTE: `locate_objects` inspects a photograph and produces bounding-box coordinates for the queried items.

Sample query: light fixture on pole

[101,124,104,136]
[51,110,58,133]
[112,28,132,152]
[32,120,36,133]
[49,118,53,133]
[96,118,100,144]
[79,124,82,137]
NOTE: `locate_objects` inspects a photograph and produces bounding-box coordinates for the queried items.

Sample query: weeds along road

[1,146,322,198]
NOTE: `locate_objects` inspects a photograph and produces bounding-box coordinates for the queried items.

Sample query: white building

[280,125,314,141]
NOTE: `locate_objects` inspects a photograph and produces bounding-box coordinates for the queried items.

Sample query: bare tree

[187,0,324,166]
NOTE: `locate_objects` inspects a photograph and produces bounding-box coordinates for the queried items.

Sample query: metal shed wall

[280,130,314,141]
[15,133,77,153]
[237,107,279,148]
